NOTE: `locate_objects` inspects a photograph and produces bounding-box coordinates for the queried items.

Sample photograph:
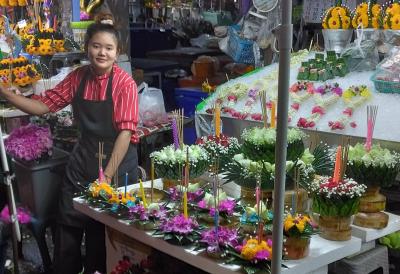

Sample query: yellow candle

[215,105,221,137]
[38,16,42,32]
[333,146,342,183]
[183,191,188,218]
[139,179,148,208]
[271,102,276,128]
[151,159,154,203]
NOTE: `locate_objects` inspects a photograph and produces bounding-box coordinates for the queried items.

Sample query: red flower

[251,113,262,120]
[291,103,300,110]
[311,106,325,115]
[343,108,353,116]
[227,95,237,102]
[350,122,357,128]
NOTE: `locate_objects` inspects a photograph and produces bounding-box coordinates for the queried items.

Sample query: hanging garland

[288,81,315,121]
[328,85,372,130]
[297,83,343,128]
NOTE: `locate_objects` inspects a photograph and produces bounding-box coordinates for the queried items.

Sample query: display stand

[73,180,362,274]
[0,127,20,274]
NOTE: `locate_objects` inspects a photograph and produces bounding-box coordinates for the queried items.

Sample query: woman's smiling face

[87,31,118,75]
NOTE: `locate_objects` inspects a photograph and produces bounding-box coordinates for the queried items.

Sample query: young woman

[0,23,138,273]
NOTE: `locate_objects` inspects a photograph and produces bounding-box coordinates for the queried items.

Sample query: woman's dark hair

[84,23,121,52]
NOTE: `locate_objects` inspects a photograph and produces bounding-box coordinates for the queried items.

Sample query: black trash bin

[13,147,69,272]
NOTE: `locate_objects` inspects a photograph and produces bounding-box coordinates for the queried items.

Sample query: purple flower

[248,89,258,99]
[198,200,207,209]
[200,227,239,247]
[254,249,270,260]
[5,124,53,161]
[218,199,235,215]
[160,214,198,235]
[168,187,204,202]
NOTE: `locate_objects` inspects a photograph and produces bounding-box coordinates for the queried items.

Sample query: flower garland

[288,81,315,121]
[297,83,343,128]
[328,85,371,130]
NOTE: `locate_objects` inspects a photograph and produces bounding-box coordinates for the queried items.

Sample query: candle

[139,179,148,208]
[124,172,128,198]
[271,101,276,128]
[333,146,342,183]
[53,15,57,31]
[38,16,42,32]
[151,159,154,203]
[215,105,221,137]
[183,191,188,218]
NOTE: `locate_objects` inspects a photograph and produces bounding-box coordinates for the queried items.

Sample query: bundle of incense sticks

[260,90,268,128]
[365,105,378,152]
[98,142,105,182]
[172,108,184,149]
[339,138,350,181]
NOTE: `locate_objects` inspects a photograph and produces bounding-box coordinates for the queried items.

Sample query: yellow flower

[108,193,120,204]
[387,3,400,16]
[360,88,371,98]
[328,16,340,29]
[372,17,380,29]
[356,3,368,15]
[357,14,369,28]
[331,7,347,17]
[284,215,295,232]
[372,4,382,17]
[341,15,351,29]
[352,16,358,28]
[241,239,259,260]
[296,221,305,233]
[391,14,400,29]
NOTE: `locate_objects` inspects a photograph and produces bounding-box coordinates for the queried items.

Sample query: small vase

[318,215,352,241]
[322,29,353,53]
[284,237,310,260]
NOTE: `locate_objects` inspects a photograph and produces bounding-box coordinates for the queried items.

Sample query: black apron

[59,67,138,227]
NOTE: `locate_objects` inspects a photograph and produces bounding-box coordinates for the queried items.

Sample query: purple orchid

[159,214,198,235]
[254,249,270,260]
[200,227,239,247]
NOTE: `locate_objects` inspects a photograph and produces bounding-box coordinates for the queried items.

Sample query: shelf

[351,212,400,242]
[73,179,362,274]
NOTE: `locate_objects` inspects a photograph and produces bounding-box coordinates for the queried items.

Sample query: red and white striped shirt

[38,64,139,143]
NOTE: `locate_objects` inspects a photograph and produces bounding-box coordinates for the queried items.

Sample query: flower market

[3,0,400,274]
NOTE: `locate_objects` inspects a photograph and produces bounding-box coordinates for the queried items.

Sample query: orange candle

[271,101,276,128]
[333,146,342,183]
[215,105,221,137]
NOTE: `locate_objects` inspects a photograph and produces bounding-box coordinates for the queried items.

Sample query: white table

[73,180,362,274]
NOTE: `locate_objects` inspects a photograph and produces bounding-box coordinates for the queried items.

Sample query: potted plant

[283,213,317,260]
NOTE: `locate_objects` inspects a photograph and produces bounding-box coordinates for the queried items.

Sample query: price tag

[302,0,357,24]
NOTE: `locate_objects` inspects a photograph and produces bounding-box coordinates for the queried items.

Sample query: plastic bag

[138,82,168,127]
[341,27,379,72]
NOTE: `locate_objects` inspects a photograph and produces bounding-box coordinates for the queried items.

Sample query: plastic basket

[226,26,255,64]
[371,70,400,94]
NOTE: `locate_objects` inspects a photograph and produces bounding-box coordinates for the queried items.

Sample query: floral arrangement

[241,127,306,163]
[168,182,204,202]
[128,203,168,229]
[240,202,274,234]
[297,83,343,129]
[0,56,41,87]
[288,81,315,120]
[283,213,316,239]
[195,134,240,170]
[347,143,400,188]
[309,176,366,217]
[154,213,203,245]
[225,238,273,274]
[150,144,208,180]
[197,192,236,219]
[0,205,31,224]
[383,1,400,29]
[352,1,382,29]
[197,226,239,257]
[322,1,352,29]
[24,28,66,55]
[329,85,372,130]
[224,144,318,190]
[5,123,53,162]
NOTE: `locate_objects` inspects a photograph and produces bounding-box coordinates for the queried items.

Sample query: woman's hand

[0,84,50,115]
